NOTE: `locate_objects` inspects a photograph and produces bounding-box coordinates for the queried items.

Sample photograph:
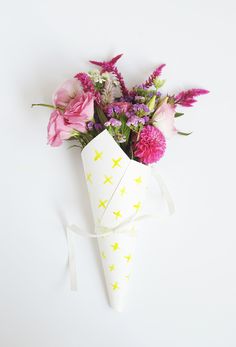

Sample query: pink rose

[64,92,94,133]
[49,79,95,144]
[47,110,73,147]
[53,79,82,108]
[152,99,177,139]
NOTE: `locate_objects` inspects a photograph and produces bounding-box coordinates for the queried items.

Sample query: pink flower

[50,79,95,139]
[64,92,94,133]
[47,110,73,147]
[134,125,166,164]
[152,98,177,139]
[53,79,82,108]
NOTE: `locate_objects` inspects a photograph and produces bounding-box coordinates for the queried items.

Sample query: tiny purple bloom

[87,121,94,130]
[94,123,103,131]
[104,118,122,128]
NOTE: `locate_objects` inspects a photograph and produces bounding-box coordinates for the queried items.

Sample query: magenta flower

[141,64,166,89]
[175,88,209,107]
[47,110,73,147]
[89,54,130,96]
[134,125,166,164]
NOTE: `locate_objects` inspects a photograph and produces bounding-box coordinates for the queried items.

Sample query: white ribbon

[66,169,175,291]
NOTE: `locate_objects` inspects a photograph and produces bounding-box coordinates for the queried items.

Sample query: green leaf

[177,131,192,136]
[175,112,184,118]
[120,114,130,144]
[153,78,165,90]
[94,104,108,125]
[146,95,156,111]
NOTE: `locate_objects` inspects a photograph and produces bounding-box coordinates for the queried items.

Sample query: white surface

[0,0,236,346]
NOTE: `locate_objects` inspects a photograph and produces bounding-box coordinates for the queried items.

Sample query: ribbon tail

[151,168,175,216]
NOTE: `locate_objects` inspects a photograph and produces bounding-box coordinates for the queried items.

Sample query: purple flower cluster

[104,118,122,128]
[132,103,150,114]
[127,115,149,127]
[87,121,103,132]
[107,105,122,117]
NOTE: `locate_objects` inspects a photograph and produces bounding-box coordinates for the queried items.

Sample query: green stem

[31,103,56,109]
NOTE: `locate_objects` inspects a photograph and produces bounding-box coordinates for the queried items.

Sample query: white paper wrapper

[81,130,150,311]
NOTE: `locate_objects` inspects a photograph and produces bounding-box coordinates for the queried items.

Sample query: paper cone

[81,130,150,311]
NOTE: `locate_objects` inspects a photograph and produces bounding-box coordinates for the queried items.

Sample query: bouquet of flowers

[33,54,208,311]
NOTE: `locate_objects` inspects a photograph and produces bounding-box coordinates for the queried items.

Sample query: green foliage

[153,78,165,90]
[175,112,184,118]
[147,95,156,111]
[120,114,131,145]
[135,88,154,97]
[94,104,108,125]
[177,131,192,136]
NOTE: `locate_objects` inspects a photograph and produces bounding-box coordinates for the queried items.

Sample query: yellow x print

[94,150,103,161]
[104,175,113,184]
[134,176,142,184]
[112,157,122,168]
[112,282,119,290]
[113,210,122,219]
[98,199,108,208]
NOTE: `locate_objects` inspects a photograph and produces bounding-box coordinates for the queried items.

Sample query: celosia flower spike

[74,72,101,102]
[141,64,166,89]
[89,54,123,70]
[89,54,130,96]
[175,88,209,107]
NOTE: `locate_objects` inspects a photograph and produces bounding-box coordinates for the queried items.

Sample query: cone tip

[110,300,124,313]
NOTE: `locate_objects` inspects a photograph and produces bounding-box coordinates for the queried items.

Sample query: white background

[1,0,236,346]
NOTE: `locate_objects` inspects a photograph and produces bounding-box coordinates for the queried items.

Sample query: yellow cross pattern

[109,264,116,272]
[111,242,119,251]
[98,199,108,208]
[113,210,122,219]
[124,254,132,263]
[104,175,113,184]
[86,173,92,184]
[112,157,122,168]
[112,282,119,290]
[133,201,141,211]
[101,251,107,259]
[120,186,126,196]
[94,149,103,161]
[134,176,142,184]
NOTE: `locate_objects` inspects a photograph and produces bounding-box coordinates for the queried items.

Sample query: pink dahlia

[134,125,166,164]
